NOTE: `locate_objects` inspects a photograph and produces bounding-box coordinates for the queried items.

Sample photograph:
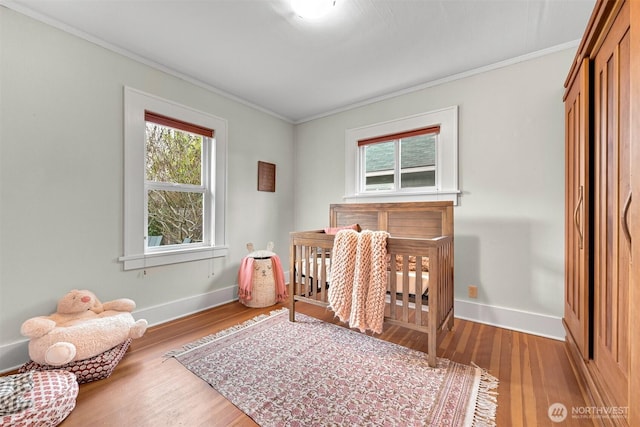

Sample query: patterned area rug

[167,309,498,427]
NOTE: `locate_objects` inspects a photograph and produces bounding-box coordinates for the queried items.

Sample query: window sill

[343,189,460,205]
[119,245,229,270]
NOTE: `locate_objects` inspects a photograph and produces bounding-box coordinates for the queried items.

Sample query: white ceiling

[5,0,595,123]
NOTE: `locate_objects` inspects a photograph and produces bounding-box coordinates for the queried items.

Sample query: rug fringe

[163,308,288,359]
[471,362,499,427]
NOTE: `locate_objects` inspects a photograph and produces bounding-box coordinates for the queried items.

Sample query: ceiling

[5,0,596,123]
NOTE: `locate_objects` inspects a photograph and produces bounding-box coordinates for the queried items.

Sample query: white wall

[0,8,294,371]
[294,48,574,339]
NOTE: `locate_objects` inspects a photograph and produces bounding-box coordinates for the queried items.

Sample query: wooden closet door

[592,0,630,412]
[628,1,639,424]
[563,59,590,358]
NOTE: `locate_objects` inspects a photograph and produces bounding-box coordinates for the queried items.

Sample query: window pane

[365,174,394,191]
[401,170,435,188]
[364,140,395,191]
[400,134,435,169]
[400,134,436,188]
[147,190,202,245]
[145,123,202,185]
[365,140,395,172]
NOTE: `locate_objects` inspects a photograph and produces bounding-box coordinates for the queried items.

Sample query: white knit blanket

[328,229,389,334]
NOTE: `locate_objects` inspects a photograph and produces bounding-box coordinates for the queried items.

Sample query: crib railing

[289,230,454,365]
[289,231,334,307]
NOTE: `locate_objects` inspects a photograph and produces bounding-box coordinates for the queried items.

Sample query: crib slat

[298,246,304,296]
[389,253,397,319]
[428,245,439,367]
[318,249,328,301]
[311,246,317,299]
[415,255,422,327]
[305,246,311,297]
[402,257,409,323]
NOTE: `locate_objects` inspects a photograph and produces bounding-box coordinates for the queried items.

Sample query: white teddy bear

[20,289,148,366]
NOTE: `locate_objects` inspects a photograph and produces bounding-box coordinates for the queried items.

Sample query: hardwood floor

[51,301,593,426]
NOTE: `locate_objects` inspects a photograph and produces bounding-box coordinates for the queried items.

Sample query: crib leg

[289,295,296,323]
[428,339,437,367]
[428,322,437,367]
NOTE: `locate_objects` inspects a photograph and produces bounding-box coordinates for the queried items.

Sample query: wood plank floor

[50,301,593,426]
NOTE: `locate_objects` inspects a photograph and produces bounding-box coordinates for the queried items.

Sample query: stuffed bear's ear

[246,243,254,253]
[266,241,274,252]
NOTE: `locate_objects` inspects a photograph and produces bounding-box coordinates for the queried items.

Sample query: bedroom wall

[0,8,294,371]
[293,47,573,339]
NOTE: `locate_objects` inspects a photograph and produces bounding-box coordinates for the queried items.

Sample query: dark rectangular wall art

[257,161,276,192]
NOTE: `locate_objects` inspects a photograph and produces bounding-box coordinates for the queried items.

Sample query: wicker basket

[242,257,277,308]
[19,339,132,384]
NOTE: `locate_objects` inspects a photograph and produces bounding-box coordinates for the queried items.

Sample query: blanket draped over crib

[238,255,288,303]
[328,229,390,334]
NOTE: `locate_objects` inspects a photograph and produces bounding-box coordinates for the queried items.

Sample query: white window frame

[120,87,228,270]
[345,106,459,204]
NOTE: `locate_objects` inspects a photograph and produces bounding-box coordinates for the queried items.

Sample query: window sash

[364,165,436,179]
[145,182,206,192]
[145,189,203,248]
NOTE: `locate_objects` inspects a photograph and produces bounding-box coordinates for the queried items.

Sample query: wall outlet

[468,285,478,298]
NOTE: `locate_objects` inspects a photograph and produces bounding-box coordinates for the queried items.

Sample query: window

[345,106,459,204]
[120,87,228,270]
[360,126,439,192]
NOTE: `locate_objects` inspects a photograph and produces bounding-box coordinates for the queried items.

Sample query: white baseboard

[0,340,31,375]
[454,299,565,341]
[0,285,239,374]
[134,285,238,328]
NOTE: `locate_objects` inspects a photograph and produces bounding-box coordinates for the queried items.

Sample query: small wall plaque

[257,161,276,192]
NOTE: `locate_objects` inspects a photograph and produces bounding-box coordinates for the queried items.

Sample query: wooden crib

[289,201,454,367]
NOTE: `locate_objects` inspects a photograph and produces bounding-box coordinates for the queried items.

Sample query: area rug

[166,308,498,427]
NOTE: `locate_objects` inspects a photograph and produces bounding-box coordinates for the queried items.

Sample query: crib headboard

[329,201,453,239]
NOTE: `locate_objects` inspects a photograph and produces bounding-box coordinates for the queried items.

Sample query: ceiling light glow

[291,0,336,19]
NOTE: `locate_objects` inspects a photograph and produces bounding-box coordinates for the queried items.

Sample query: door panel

[592,1,630,410]
[564,60,590,358]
